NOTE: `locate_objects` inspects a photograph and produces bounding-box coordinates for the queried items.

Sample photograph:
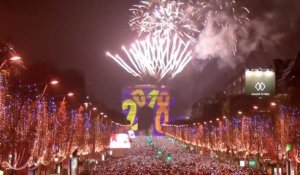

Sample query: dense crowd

[92,136,265,175]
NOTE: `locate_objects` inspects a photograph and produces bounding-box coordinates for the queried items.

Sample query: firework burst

[129,0,250,41]
[207,0,250,24]
[106,34,192,81]
[108,0,251,80]
[129,0,201,41]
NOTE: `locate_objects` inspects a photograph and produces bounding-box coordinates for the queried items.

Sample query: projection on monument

[121,85,171,135]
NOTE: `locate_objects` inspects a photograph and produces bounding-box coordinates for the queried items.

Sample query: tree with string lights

[51,99,71,163]
[73,106,86,153]
[28,100,53,169]
[1,90,36,172]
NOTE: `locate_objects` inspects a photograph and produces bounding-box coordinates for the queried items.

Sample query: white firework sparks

[106,34,192,81]
[130,0,250,56]
[207,0,250,23]
[108,0,251,80]
[129,0,200,41]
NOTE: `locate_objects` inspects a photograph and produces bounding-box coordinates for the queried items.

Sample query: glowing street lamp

[39,80,59,100]
[93,107,97,111]
[238,111,243,115]
[9,56,21,61]
[253,106,258,110]
[61,92,75,102]
[0,55,22,70]
[270,102,277,107]
[67,92,74,97]
[50,80,59,85]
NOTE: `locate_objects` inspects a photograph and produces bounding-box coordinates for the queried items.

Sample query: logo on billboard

[254,82,266,92]
[245,69,275,96]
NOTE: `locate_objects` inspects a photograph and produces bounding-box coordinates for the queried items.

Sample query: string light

[162,105,300,160]
[0,81,129,171]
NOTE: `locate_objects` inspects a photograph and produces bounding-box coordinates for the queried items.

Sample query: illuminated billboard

[109,133,131,149]
[122,85,171,135]
[245,69,275,96]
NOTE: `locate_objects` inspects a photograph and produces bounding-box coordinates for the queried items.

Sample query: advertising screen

[122,85,171,135]
[109,133,131,149]
[245,69,275,96]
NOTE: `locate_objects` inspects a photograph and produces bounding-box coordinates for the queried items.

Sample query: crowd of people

[92,136,265,175]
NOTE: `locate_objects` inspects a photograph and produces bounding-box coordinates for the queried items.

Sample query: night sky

[1,0,300,117]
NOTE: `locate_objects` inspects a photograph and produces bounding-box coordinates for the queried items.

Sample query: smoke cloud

[194,11,242,68]
[193,0,300,69]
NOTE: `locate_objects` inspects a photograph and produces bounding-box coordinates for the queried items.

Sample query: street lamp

[253,105,259,110]
[39,80,59,100]
[61,92,75,102]
[50,80,59,85]
[270,102,277,107]
[67,92,74,97]
[0,55,21,70]
[0,41,22,70]
[9,56,21,61]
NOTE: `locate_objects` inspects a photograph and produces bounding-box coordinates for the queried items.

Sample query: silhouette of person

[137,105,153,135]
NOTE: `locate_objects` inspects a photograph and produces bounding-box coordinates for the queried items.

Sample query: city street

[0,0,300,174]
[94,136,264,175]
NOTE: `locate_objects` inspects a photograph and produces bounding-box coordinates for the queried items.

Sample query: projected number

[122,88,171,134]
[148,90,159,108]
[122,99,138,130]
[155,92,170,133]
[132,89,146,107]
